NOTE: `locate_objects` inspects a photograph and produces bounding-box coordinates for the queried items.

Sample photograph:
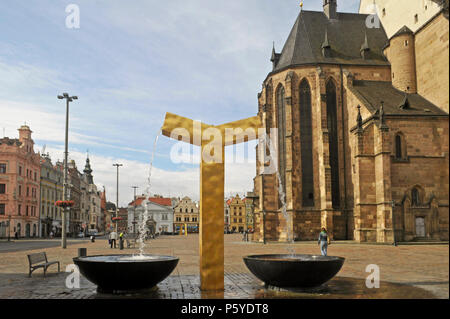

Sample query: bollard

[78,248,87,257]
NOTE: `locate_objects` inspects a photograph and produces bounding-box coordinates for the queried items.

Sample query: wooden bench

[27,252,60,277]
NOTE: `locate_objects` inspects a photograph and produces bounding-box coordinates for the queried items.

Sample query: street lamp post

[113,164,123,233]
[58,93,77,249]
[132,186,139,235]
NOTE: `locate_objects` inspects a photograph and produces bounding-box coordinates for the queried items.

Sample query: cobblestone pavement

[0,234,448,299]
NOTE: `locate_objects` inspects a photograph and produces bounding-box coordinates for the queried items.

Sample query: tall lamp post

[132,186,139,235]
[58,93,77,249]
[113,163,123,233]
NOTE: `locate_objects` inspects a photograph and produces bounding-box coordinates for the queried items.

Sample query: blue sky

[0,0,360,206]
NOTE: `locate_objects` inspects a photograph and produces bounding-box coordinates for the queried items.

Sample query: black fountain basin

[243,254,345,288]
[73,254,179,293]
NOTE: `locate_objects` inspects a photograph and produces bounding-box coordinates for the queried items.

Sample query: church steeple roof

[269,9,389,73]
[83,154,94,184]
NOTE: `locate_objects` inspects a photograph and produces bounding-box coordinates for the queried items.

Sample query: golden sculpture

[162,112,262,291]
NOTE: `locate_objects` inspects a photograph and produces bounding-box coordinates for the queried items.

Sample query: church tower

[83,155,94,185]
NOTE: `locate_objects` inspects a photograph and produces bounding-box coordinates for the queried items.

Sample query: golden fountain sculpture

[162,112,262,291]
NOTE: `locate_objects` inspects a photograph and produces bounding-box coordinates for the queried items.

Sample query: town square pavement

[0,234,448,299]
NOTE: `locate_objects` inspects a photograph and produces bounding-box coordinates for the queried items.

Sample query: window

[0,163,6,174]
[0,203,5,215]
[0,184,5,194]
[395,134,406,160]
[184,217,189,222]
[18,166,22,176]
[412,188,420,206]
[299,79,315,207]
[18,204,21,215]
[405,40,408,47]
[326,79,341,208]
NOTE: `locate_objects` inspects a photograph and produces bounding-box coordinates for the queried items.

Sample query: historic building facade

[244,195,255,232]
[67,160,84,236]
[80,156,101,233]
[228,195,246,232]
[0,125,41,238]
[173,196,199,233]
[252,0,449,243]
[128,196,174,235]
[39,154,63,237]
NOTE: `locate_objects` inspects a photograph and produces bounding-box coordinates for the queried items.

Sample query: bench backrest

[28,252,47,265]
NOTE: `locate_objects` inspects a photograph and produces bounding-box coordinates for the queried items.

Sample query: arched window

[276,85,287,208]
[395,134,402,159]
[326,79,340,208]
[299,79,314,207]
[412,188,420,206]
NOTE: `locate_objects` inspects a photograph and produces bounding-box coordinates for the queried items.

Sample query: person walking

[119,232,124,250]
[109,231,117,248]
[318,228,331,256]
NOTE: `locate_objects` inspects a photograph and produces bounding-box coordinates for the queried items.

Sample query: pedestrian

[119,232,124,250]
[318,227,331,256]
[50,231,54,239]
[109,231,117,248]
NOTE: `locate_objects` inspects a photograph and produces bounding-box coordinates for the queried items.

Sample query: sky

[0,0,360,207]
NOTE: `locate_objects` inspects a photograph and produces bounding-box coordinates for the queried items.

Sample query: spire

[399,93,411,109]
[356,105,363,131]
[270,42,281,70]
[83,154,94,184]
[322,29,331,57]
[360,31,370,59]
[379,101,388,130]
[323,0,338,19]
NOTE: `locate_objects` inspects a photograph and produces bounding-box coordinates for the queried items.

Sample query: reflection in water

[90,275,435,299]
[254,277,436,299]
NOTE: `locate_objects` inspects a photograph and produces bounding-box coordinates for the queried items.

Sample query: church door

[415,217,425,237]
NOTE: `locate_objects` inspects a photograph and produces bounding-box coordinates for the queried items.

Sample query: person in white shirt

[109,231,118,248]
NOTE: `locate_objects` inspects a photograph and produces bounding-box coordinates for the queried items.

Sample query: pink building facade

[0,125,41,238]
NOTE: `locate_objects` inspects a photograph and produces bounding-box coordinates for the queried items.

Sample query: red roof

[149,197,172,206]
[129,197,172,207]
